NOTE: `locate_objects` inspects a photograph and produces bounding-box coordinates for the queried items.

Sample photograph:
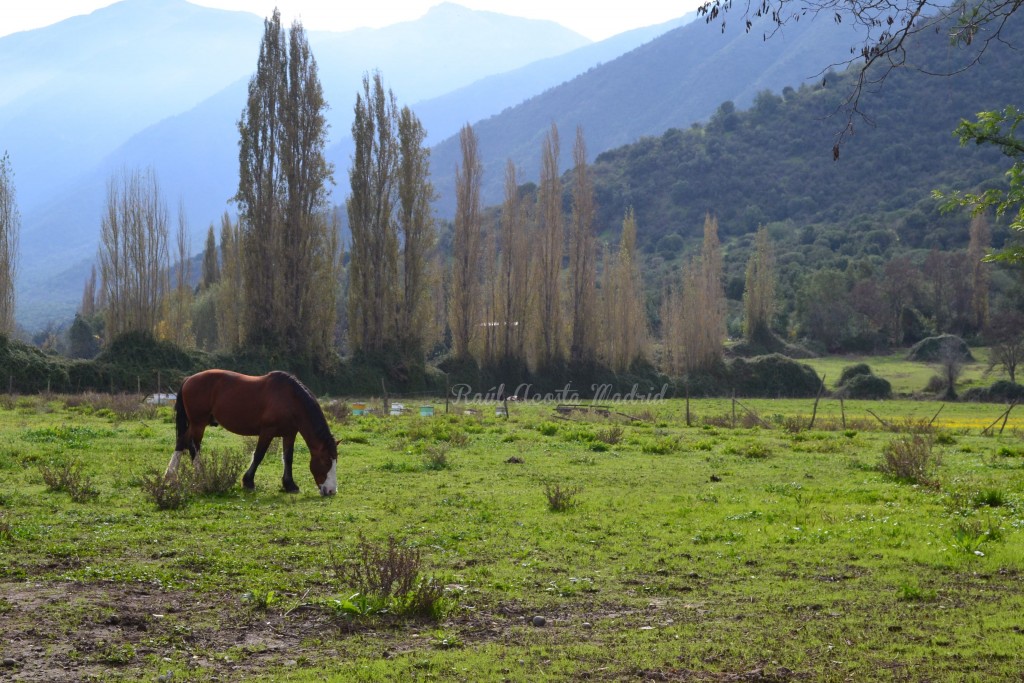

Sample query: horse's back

[182,369,311,437]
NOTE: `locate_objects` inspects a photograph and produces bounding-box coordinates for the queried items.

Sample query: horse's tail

[174,383,191,453]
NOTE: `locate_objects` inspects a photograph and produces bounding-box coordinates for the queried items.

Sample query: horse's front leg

[281,433,300,493]
[242,434,274,491]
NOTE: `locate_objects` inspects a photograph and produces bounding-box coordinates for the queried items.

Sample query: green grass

[1,393,1023,681]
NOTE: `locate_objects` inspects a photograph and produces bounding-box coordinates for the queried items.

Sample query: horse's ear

[335,438,341,446]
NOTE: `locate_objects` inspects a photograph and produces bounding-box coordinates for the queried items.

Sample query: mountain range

[4,0,885,330]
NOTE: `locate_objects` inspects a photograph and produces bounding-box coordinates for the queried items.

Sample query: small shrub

[322,399,352,422]
[839,373,893,400]
[192,447,247,495]
[38,458,99,502]
[972,488,1006,508]
[543,482,582,512]
[334,534,421,598]
[949,518,1000,555]
[537,422,559,437]
[879,434,940,486]
[331,534,450,620]
[242,588,280,612]
[897,580,937,602]
[742,443,772,459]
[838,363,873,386]
[641,436,680,454]
[595,426,624,445]
[138,468,192,510]
[422,445,452,471]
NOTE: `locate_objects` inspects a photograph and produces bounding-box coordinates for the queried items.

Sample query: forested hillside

[590,14,1021,251]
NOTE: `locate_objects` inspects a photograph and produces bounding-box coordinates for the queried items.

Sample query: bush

[544,482,582,511]
[879,434,940,486]
[907,335,974,362]
[138,468,192,510]
[192,447,247,495]
[839,373,893,400]
[38,458,100,502]
[961,380,1024,403]
[728,354,822,398]
[838,363,873,386]
[331,534,451,620]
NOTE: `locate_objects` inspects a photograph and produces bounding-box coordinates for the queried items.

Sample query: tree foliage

[348,72,400,355]
[938,106,1024,263]
[450,124,484,360]
[568,126,598,365]
[0,152,19,336]
[743,226,775,342]
[98,167,168,342]
[235,10,337,364]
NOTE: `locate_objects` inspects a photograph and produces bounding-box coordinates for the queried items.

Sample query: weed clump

[543,482,582,512]
[192,447,247,495]
[879,434,940,486]
[330,534,450,620]
[138,447,246,509]
[38,458,100,502]
[138,469,192,510]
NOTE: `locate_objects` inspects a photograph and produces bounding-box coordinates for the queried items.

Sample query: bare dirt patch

[0,580,338,681]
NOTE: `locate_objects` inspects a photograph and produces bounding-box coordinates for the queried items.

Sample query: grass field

[1,391,1024,681]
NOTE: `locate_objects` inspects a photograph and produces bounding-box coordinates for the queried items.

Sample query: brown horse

[165,370,338,496]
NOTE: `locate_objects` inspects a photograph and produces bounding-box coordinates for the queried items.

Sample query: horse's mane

[271,371,335,452]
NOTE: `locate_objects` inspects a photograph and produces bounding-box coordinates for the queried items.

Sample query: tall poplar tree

[602,208,648,372]
[235,10,336,362]
[0,152,19,336]
[967,214,991,332]
[568,126,597,365]
[660,213,726,374]
[535,123,564,367]
[450,124,484,360]
[200,224,219,290]
[216,212,244,351]
[498,160,531,363]
[98,167,169,341]
[348,72,399,354]
[395,105,438,355]
[742,225,776,343]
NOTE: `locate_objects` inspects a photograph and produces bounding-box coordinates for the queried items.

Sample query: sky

[1,0,701,41]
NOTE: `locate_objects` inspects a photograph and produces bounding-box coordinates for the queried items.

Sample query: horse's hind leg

[280,434,300,494]
[241,434,274,491]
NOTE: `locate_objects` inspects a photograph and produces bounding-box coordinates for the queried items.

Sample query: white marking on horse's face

[319,458,337,496]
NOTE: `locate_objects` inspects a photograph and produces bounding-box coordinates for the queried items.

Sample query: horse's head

[310,438,339,496]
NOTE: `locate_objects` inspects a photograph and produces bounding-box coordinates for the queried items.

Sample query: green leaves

[936,106,1024,262]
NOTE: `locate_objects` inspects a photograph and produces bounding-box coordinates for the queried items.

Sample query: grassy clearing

[1,393,1023,681]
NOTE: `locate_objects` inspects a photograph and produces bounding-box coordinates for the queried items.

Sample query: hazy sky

[2,0,701,41]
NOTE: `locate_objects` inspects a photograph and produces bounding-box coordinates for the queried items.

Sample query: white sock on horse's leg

[165,450,184,478]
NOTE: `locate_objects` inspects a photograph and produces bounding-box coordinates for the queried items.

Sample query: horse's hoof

[282,482,300,494]
[242,479,255,491]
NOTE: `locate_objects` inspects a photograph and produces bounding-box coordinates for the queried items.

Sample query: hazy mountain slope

[427,14,867,216]
[0,0,264,209]
[311,3,589,107]
[379,14,694,147]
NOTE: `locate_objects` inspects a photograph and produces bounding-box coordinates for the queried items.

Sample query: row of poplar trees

[88,10,743,378]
